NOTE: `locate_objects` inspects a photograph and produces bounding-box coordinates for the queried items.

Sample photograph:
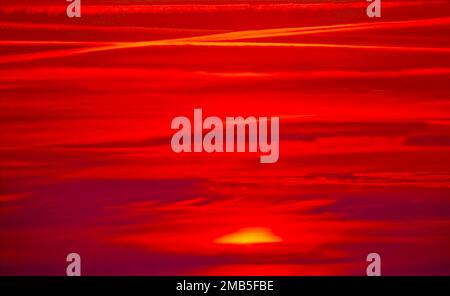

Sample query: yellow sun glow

[215,227,282,245]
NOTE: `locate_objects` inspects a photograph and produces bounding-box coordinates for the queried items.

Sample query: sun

[214,227,282,245]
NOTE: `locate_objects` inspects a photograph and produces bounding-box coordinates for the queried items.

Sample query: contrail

[1,17,449,64]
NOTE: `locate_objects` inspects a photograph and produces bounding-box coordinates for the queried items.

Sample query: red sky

[0,0,450,275]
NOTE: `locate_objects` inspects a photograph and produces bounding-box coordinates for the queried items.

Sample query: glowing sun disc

[215,227,282,245]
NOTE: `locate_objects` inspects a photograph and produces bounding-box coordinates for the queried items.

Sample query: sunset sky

[1,0,450,275]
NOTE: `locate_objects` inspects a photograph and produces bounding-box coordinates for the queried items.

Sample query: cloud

[1,1,446,16]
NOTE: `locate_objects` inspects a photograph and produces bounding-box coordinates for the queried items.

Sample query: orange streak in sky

[2,17,450,64]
